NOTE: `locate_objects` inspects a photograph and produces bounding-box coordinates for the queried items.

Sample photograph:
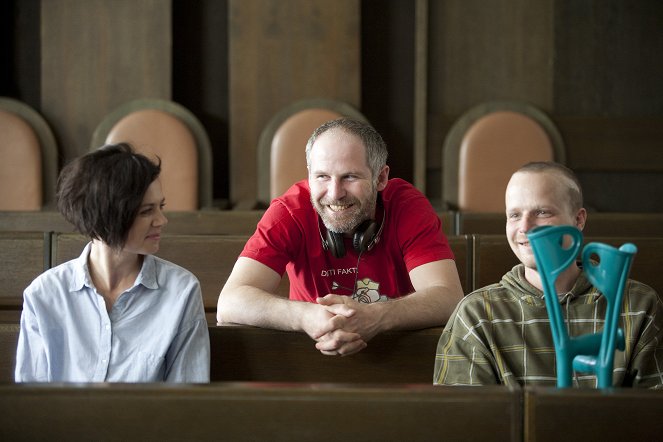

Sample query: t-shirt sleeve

[395,188,455,272]
[240,200,302,275]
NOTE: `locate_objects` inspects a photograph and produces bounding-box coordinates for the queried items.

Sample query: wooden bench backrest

[0,324,444,384]
[0,323,19,382]
[0,232,48,309]
[525,387,663,441]
[0,383,521,441]
[459,212,663,236]
[210,325,444,384]
[0,210,265,236]
[448,235,470,293]
[472,234,663,295]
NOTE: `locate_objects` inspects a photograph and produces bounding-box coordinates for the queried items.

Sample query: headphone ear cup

[353,220,378,254]
[326,230,346,259]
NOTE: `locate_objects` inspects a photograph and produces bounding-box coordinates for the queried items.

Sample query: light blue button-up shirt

[15,243,210,383]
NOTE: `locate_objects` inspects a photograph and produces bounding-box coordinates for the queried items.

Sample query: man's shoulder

[383,178,421,197]
[261,180,313,225]
[382,178,433,212]
[459,283,511,307]
[624,278,661,307]
[451,277,527,318]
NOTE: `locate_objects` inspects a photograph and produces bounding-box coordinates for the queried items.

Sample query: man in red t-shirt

[218,118,463,356]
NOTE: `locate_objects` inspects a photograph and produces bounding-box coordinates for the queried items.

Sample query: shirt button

[102,359,107,364]
[105,324,110,330]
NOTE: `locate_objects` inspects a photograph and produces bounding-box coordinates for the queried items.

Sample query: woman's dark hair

[57,143,161,250]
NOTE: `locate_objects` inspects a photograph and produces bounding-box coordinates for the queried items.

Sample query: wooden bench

[0,232,49,318]
[0,323,19,382]
[0,209,457,236]
[524,387,663,441]
[0,211,75,233]
[472,234,663,295]
[0,210,267,236]
[458,212,663,236]
[209,325,444,384]
[1,323,446,385]
[0,383,521,441]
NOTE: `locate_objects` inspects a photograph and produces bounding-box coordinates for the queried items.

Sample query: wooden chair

[0,98,58,210]
[256,98,368,207]
[91,99,213,210]
[442,101,565,212]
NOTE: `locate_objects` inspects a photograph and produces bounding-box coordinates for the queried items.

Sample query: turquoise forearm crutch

[527,225,633,388]
[573,241,637,388]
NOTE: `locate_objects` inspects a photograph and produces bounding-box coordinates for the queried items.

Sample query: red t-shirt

[240,178,454,303]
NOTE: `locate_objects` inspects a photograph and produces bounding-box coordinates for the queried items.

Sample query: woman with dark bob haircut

[15,143,210,383]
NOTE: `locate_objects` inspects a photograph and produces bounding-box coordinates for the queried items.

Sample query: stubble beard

[313,186,377,234]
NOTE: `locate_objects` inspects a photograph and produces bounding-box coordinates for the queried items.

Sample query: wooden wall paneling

[557,117,663,172]
[172,0,230,202]
[413,0,428,192]
[427,0,554,116]
[228,0,361,208]
[553,0,663,117]
[425,0,555,206]
[40,0,172,163]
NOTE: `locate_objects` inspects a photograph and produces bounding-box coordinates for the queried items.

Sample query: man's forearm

[372,285,460,333]
[217,286,311,332]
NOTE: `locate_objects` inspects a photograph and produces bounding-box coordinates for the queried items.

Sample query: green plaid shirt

[434,264,663,388]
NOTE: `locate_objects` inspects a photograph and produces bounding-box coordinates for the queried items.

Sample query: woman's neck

[88,240,143,310]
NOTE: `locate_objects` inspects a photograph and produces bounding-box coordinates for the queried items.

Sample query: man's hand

[316,294,384,344]
[297,297,368,356]
[315,329,367,356]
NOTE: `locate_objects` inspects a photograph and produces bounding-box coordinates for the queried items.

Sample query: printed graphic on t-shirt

[326,269,387,303]
[352,278,388,303]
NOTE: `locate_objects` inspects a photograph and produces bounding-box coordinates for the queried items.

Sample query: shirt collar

[69,242,159,292]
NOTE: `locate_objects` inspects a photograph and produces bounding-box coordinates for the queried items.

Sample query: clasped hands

[304,294,382,357]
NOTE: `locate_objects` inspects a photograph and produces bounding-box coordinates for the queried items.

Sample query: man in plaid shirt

[434,162,663,388]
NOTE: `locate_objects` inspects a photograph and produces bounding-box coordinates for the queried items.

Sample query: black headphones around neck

[318,201,385,259]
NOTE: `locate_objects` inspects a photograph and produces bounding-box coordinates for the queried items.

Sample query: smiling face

[505,170,586,270]
[308,128,388,234]
[123,179,168,255]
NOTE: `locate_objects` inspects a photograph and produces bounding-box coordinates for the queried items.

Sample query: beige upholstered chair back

[257,99,368,206]
[91,99,213,211]
[443,102,565,213]
[0,98,58,210]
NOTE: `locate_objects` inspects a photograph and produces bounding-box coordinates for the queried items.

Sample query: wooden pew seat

[0,383,521,441]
